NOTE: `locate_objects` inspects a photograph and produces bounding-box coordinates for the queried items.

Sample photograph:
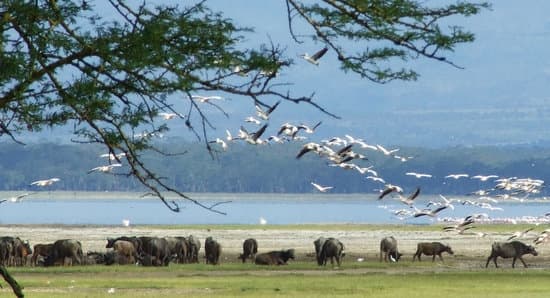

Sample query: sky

[21,1,550,148]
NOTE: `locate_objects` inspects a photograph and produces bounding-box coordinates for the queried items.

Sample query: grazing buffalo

[0,239,12,266]
[31,243,54,266]
[485,241,538,268]
[187,235,201,263]
[313,237,327,264]
[255,249,295,265]
[239,238,258,263]
[318,238,345,267]
[138,237,170,266]
[106,236,142,253]
[171,237,189,264]
[44,239,83,266]
[413,242,454,262]
[204,237,222,265]
[380,236,402,262]
[113,240,137,265]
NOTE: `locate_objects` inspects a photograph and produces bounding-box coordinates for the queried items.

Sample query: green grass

[5,263,550,297]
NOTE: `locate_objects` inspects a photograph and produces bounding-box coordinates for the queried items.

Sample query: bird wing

[266,101,281,115]
[252,124,268,141]
[407,187,421,201]
[311,47,328,60]
[378,187,395,200]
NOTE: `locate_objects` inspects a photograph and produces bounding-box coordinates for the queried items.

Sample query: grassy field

[5,262,550,298]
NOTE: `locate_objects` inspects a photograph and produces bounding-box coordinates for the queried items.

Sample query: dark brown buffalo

[0,239,12,266]
[255,249,295,265]
[239,238,258,263]
[485,241,538,268]
[380,236,402,262]
[31,243,54,266]
[187,235,201,263]
[313,237,327,264]
[138,237,170,266]
[204,237,222,265]
[44,239,83,266]
[318,238,345,267]
[413,242,454,262]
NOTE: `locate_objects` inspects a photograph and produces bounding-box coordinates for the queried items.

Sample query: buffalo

[239,238,258,263]
[112,240,138,265]
[138,236,170,266]
[318,238,345,267]
[313,237,327,264]
[485,241,538,268]
[413,242,454,262]
[187,235,201,263]
[204,237,222,265]
[44,239,83,266]
[380,236,402,262]
[255,249,295,265]
[31,243,54,266]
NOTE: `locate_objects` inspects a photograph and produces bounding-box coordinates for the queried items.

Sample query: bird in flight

[256,101,280,120]
[5,192,35,203]
[191,95,224,103]
[88,163,122,174]
[445,174,469,179]
[311,182,333,193]
[406,172,432,179]
[301,47,328,65]
[471,175,499,181]
[30,178,60,187]
[413,206,448,218]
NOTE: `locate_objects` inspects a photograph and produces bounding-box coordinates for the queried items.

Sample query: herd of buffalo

[0,235,540,269]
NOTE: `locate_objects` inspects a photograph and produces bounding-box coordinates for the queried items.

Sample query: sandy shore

[1,224,548,267]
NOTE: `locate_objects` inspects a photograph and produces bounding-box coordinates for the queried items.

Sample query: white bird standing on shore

[301,47,328,65]
[311,182,333,193]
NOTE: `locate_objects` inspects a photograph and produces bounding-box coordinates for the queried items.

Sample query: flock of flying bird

[3,46,550,245]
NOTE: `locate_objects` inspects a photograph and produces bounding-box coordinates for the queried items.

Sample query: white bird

[30,178,60,187]
[100,152,126,161]
[255,101,280,120]
[259,217,267,225]
[191,95,224,103]
[122,219,130,227]
[406,172,432,179]
[239,124,268,145]
[244,116,262,125]
[471,175,499,181]
[311,182,333,193]
[376,144,399,156]
[301,47,328,65]
[366,176,385,183]
[445,174,469,179]
[108,287,116,294]
[88,163,122,174]
[507,227,534,241]
[413,206,448,218]
[209,138,228,151]
[158,112,182,120]
[6,192,34,203]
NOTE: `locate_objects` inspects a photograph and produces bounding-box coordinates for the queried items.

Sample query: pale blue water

[0,193,549,225]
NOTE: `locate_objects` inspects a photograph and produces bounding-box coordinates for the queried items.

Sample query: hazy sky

[24,1,550,147]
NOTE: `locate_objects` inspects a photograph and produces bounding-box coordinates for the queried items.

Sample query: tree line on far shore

[1,141,549,196]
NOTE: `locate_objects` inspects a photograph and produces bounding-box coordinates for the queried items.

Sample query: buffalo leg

[517,257,528,268]
[485,256,492,268]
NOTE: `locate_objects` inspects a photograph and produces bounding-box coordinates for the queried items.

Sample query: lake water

[1,192,549,225]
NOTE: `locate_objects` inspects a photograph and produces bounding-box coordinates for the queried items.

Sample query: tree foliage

[1,0,489,214]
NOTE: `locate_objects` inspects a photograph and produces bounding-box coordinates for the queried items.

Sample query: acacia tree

[1,0,488,295]
[0,0,489,209]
